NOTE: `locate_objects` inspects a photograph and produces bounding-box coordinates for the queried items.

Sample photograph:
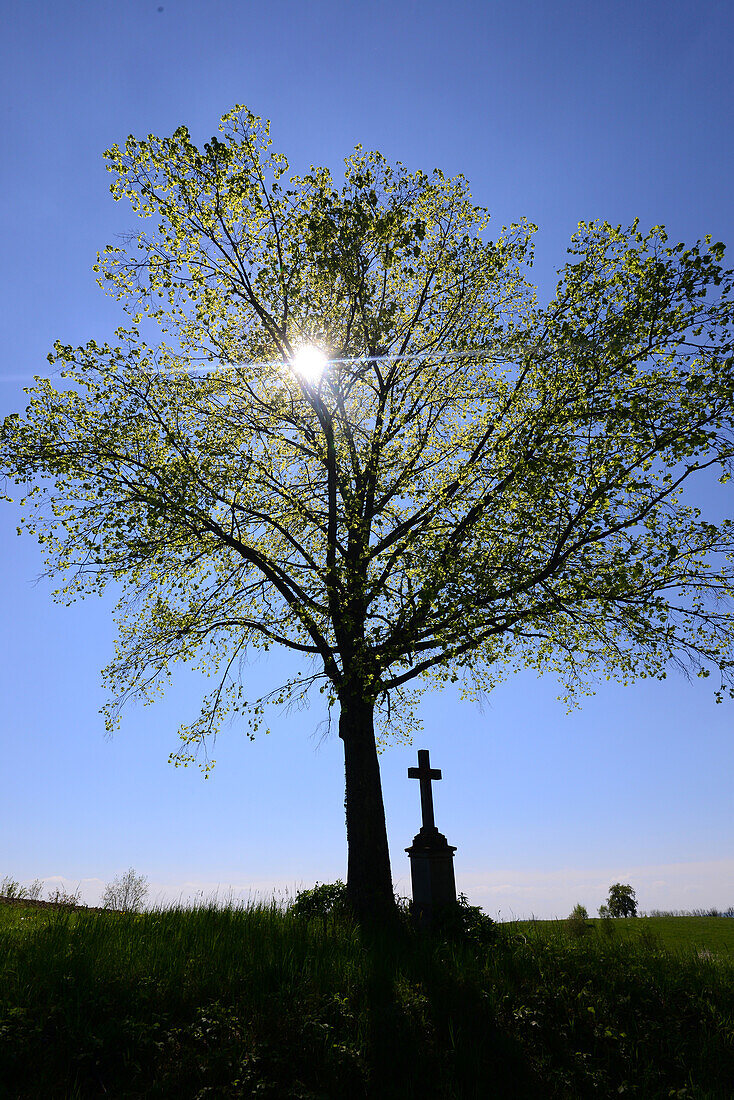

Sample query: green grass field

[514,915,734,958]
[1,899,733,1098]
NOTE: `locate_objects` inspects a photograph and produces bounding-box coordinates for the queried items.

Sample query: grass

[515,915,734,958]
[1,899,734,1098]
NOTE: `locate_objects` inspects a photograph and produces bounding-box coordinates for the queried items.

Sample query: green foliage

[566,903,592,939]
[289,882,497,946]
[289,880,349,922]
[428,891,498,945]
[1,898,733,1097]
[606,882,638,918]
[2,104,734,767]
[598,908,617,938]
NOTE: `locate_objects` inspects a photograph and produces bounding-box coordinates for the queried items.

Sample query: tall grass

[2,898,733,1097]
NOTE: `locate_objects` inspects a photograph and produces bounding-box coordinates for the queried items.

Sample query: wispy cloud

[16,861,734,919]
[457,860,734,919]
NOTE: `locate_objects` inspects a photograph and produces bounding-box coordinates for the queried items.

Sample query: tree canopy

[605,883,638,919]
[3,105,734,920]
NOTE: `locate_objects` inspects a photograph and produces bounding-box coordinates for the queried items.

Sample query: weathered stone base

[405,827,457,927]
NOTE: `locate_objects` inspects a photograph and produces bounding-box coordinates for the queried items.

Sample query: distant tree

[102,867,149,912]
[569,903,589,920]
[3,105,734,925]
[606,883,638,918]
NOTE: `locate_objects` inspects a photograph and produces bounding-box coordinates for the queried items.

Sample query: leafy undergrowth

[1,900,733,1098]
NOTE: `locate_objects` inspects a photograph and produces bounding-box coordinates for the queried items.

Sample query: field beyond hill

[514,914,734,958]
[1,898,733,1098]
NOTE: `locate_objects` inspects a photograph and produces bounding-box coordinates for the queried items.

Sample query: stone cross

[405,747,457,926]
[408,748,442,832]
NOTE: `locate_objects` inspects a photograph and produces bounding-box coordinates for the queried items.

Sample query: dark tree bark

[339,691,397,925]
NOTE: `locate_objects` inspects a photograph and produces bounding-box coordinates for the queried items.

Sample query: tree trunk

[339,692,397,926]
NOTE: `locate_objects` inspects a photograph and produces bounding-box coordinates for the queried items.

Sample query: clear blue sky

[1,0,733,918]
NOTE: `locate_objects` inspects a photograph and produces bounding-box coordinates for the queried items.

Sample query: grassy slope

[1,901,733,1098]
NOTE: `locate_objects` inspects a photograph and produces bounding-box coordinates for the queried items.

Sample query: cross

[408,749,442,831]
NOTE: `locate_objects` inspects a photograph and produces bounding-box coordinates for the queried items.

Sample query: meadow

[1,896,733,1098]
[515,913,734,958]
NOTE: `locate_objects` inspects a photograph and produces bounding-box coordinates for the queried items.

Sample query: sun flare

[290,344,327,383]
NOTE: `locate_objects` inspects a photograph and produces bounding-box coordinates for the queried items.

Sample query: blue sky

[1,0,733,918]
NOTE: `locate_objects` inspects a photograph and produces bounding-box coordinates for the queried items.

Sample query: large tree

[3,106,734,923]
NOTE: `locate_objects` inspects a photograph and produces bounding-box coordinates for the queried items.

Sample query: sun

[290,344,327,383]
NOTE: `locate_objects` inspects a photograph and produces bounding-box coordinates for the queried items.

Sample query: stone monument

[405,748,457,925]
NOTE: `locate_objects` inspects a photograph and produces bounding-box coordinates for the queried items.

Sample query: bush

[429,893,497,945]
[289,880,349,922]
[0,876,44,901]
[567,903,591,939]
[102,868,149,913]
[288,883,496,946]
[597,905,617,938]
[47,884,82,907]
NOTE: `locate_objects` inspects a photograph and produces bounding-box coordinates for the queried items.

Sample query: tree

[2,106,734,925]
[605,883,638,918]
[102,867,150,912]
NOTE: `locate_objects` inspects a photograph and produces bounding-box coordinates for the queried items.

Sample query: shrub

[429,893,497,945]
[597,905,616,938]
[289,880,349,922]
[102,868,149,913]
[47,884,82,907]
[1,878,57,902]
[567,903,592,939]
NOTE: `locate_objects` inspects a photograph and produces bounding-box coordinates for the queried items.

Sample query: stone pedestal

[405,825,457,927]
